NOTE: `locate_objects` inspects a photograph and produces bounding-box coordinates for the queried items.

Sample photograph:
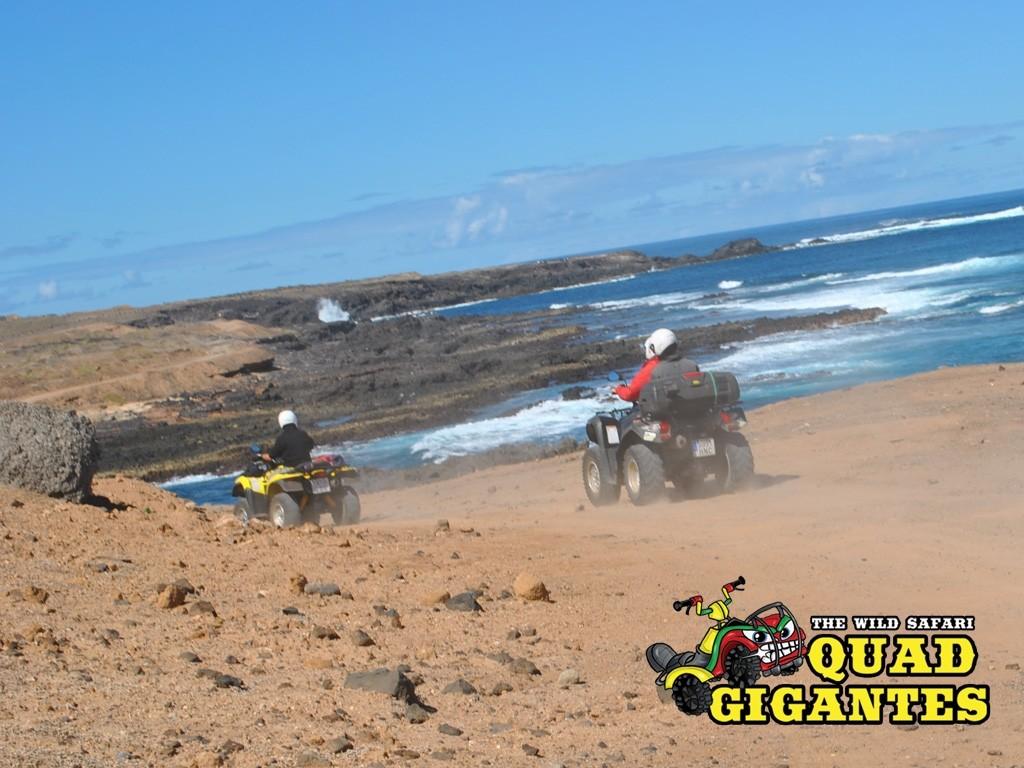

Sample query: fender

[585,416,621,484]
[664,665,716,688]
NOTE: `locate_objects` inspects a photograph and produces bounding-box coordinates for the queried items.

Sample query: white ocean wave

[749,273,845,292]
[409,395,611,463]
[371,297,496,322]
[317,298,351,323]
[718,280,743,290]
[792,206,1024,248]
[438,297,498,311]
[159,472,230,487]
[978,298,1024,315]
[590,290,705,311]
[706,325,895,380]
[827,254,1022,284]
[537,274,637,294]
[708,284,978,316]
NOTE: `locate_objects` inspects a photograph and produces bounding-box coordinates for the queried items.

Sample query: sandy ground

[1,363,1022,767]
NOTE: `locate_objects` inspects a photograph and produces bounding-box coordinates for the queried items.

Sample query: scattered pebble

[304,582,341,597]
[445,592,483,612]
[510,657,541,676]
[325,736,353,753]
[351,629,375,647]
[312,625,340,640]
[443,678,477,695]
[558,668,581,687]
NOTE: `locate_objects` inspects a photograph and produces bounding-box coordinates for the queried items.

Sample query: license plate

[692,438,716,458]
[310,477,331,494]
[605,425,620,445]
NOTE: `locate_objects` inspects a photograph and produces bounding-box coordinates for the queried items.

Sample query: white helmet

[643,328,678,360]
[277,409,298,428]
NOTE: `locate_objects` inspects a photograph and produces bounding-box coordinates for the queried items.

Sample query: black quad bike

[582,361,755,506]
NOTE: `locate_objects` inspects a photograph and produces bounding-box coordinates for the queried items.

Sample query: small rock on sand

[344,667,417,702]
[311,625,340,641]
[558,669,581,687]
[511,657,541,676]
[213,674,244,689]
[445,592,482,612]
[443,678,477,695]
[290,574,308,594]
[351,629,375,647]
[422,589,451,606]
[438,723,463,736]
[406,702,431,723]
[325,736,353,753]
[156,584,187,609]
[513,573,550,602]
[304,582,341,596]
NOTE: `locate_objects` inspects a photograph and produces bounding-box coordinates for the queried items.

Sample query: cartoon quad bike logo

[645,576,807,716]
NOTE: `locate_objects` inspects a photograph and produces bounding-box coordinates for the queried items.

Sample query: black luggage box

[636,361,741,416]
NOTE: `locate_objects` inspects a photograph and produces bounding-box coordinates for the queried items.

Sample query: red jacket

[614,357,660,402]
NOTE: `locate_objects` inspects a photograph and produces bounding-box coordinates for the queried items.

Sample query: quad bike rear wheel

[712,432,755,493]
[269,492,302,528]
[582,446,620,506]
[331,488,361,526]
[723,646,761,688]
[623,444,665,505]
[671,674,712,716]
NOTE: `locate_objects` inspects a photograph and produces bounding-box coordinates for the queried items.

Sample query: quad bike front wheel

[232,498,252,524]
[623,444,665,505]
[582,446,620,506]
[269,492,302,528]
[723,646,761,688]
[671,674,712,716]
[330,488,361,526]
[712,432,755,493]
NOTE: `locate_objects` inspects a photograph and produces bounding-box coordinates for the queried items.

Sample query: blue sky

[3,2,1024,316]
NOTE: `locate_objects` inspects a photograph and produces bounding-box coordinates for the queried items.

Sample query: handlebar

[673,596,699,615]
[727,576,745,592]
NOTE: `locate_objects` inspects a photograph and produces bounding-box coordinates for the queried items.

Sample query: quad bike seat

[646,643,712,673]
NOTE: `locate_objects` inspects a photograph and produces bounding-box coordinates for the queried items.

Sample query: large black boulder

[0,401,100,501]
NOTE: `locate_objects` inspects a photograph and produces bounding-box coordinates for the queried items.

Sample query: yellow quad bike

[231,446,361,528]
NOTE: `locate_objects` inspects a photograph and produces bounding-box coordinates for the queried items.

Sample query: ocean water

[166,189,1024,505]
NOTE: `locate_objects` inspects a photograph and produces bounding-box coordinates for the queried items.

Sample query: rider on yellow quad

[232,409,361,528]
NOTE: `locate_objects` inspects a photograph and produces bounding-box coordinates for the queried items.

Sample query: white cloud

[800,167,826,188]
[37,280,58,300]
[6,120,1024,316]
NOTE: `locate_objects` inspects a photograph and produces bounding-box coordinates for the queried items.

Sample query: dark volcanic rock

[443,678,477,695]
[707,238,776,261]
[343,667,417,702]
[445,592,483,612]
[0,401,100,501]
[560,386,596,401]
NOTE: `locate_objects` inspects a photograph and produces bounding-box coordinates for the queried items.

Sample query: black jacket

[268,424,315,467]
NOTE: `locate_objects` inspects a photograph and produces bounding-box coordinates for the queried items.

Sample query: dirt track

[1,364,1022,767]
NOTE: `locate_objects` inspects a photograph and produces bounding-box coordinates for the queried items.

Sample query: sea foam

[793,206,1024,248]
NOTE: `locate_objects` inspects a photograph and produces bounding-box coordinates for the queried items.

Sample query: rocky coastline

[1,236,883,483]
